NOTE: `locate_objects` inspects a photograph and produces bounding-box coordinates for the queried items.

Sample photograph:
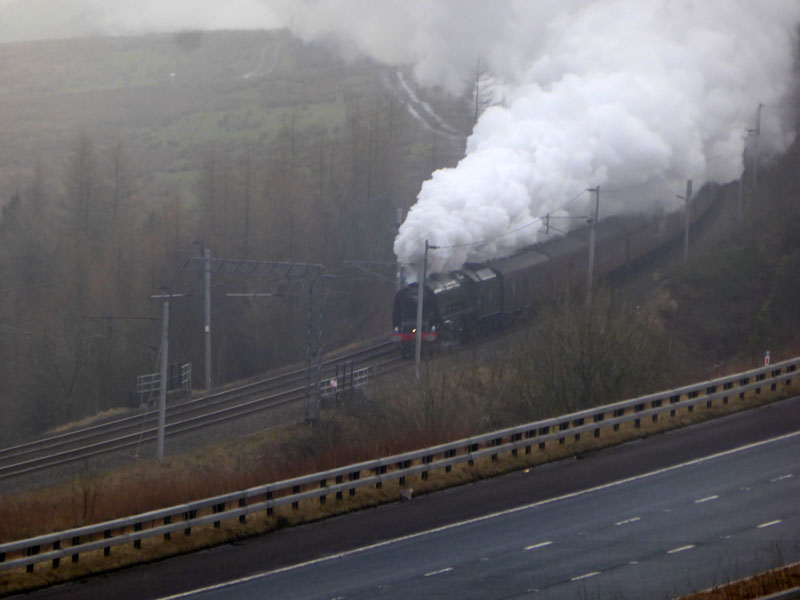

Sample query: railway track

[0,341,402,482]
[0,187,737,486]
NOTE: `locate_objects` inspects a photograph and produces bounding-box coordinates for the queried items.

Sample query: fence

[136,363,192,404]
[2,356,797,573]
[319,362,370,398]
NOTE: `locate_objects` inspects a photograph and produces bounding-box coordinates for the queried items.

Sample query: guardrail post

[573,418,585,442]
[445,449,456,471]
[319,479,327,504]
[421,455,432,480]
[335,475,344,500]
[511,433,521,457]
[755,372,765,394]
[213,502,225,527]
[71,536,80,563]
[25,545,39,572]
[134,523,142,548]
[239,498,247,524]
[292,486,301,509]
[524,430,535,454]
[349,471,360,496]
[468,443,478,466]
[267,491,274,516]
[163,516,171,540]
[52,541,60,568]
[104,529,111,556]
[184,510,196,536]
[374,466,387,488]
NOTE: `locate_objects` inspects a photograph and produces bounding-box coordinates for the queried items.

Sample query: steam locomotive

[391,186,717,356]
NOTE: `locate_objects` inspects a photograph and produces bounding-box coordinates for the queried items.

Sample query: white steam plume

[394,0,799,276]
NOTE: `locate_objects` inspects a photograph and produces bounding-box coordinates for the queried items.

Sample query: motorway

[25,395,800,600]
[167,430,800,599]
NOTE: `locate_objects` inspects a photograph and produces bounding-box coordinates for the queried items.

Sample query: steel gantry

[187,254,329,421]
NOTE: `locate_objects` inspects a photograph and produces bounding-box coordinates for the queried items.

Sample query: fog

[3,0,797,276]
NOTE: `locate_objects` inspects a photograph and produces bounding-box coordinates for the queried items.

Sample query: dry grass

[46,408,134,435]
[683,562,800,599]
[0,381,795,596]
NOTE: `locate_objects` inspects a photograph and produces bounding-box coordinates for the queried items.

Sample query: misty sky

[2,1,798,273]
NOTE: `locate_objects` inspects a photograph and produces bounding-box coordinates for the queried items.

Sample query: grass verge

[683,562,800,599]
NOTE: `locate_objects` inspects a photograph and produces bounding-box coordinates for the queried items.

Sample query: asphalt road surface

[26,396,800,600]
[164,431,800,599]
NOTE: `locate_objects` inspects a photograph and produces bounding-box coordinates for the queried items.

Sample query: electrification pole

[150,290,185,461]
[586,186,600,304]
[752,102,763,191]
[415,240,433,382]
[203,248,212,391]
[678,179,693,261]
[157,299,169,461]
[396,207,404,291]
[737,170,744,220]
[187,257,326,415]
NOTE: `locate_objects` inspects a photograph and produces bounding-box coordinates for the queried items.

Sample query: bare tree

[512,288,671,418]
[67,133,99,244]
[465,55,496,128]
[110,140,134,241]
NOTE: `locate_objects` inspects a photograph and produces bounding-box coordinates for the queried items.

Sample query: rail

[2,356,797,573]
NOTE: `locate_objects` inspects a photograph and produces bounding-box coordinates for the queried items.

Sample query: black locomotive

[392,187,716,356]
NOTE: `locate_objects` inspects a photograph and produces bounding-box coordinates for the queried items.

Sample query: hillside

[0,27,797,447]
[0,30,470,443]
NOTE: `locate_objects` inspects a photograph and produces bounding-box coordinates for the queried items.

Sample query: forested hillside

[0,30,472,442]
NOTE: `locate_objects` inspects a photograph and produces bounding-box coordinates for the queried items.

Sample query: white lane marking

[525,541,553,551]
[158,430,800,600]
[694,495,719,504]
[667,545,695,554]
[424,567,453,577]
[615,516,641,526]
[571,571,600,581]
[771,474,793,482]
[757,520,782,529]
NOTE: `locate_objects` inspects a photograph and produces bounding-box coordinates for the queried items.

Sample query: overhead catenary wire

[431,188,588,251]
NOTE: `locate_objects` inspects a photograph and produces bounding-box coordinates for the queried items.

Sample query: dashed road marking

[771,474,793,482]
[757,520,782,529]
[668,545,695,554]
[525,541,553,551]
[694,495,719,504]
[158,431,800,600]
[424,567,453,577]
[571,571,600,581]
[615,516,641,526]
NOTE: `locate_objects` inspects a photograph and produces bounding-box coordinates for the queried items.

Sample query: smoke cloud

[395,0,800,275]
[1,1,797,277]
